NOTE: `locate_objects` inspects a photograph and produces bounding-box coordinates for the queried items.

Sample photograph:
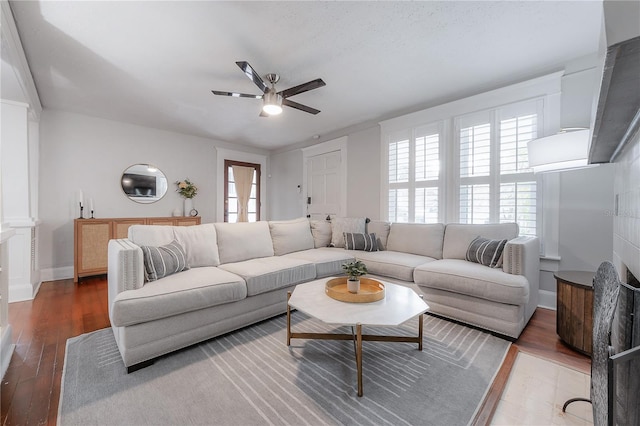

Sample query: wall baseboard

[538,290,557,310]
[8,282,36,302]
[40,266,73,282]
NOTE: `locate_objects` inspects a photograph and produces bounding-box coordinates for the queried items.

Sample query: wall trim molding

[40,266,73,283]
[8,282,35,303]
[538,290,557,310]
[0,0,42,119]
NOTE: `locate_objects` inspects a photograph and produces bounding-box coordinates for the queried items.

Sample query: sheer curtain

[232,165,254,222]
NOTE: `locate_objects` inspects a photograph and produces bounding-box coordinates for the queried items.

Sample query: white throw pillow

[386,223,445,259]
[309,220,332,248]
[330,217,366,248]
[269,218,314,256]
[128,225,175,247]
[173,223,220,267]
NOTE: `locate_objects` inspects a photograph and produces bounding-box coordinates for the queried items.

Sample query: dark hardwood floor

[1,277,590,425]
[2,277,110,425]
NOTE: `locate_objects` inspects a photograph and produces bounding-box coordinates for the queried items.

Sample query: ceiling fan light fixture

[262,90,283,115]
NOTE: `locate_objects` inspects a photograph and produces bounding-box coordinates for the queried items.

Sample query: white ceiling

[8,1,603,150]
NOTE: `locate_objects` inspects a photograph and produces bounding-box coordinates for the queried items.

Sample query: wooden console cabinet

[74,216,201,282]
[555,270,595,356]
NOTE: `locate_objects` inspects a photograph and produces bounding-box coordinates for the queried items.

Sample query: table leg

[356,323,363,397]
[418,313,423,351]
[286,292,291,346]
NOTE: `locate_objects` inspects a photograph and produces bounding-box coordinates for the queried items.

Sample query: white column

[1,100,39,302]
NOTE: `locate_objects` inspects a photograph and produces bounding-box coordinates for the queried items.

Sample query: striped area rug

[59,313,510,425]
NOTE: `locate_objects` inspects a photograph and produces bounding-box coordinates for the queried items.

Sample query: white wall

[346,126,381,219]
[38,110,267,278]
[538,164,616,302]
[267,127,382,222]
[559,165,615,268]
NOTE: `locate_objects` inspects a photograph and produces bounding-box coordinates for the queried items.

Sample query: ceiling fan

[212,61,326,117]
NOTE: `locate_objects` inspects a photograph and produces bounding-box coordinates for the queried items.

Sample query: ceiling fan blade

[236,61,268,93]
[259,110,269,118]
[282,98,321,115]
[278,78,326,99]
[212,90,262,99]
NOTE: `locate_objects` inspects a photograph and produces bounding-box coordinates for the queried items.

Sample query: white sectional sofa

[107,217,539,372]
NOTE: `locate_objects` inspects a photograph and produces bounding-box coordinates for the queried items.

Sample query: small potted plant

[342,260,368,293]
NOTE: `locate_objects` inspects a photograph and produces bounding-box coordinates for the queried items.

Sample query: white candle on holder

[89,198,94,212]
[76,190,84,207]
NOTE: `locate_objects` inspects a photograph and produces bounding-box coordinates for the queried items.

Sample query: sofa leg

[127,359,154,373]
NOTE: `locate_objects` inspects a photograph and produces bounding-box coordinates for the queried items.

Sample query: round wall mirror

[121,164,168,204]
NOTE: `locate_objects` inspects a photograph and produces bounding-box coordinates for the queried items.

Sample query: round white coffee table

[286,277,429,397]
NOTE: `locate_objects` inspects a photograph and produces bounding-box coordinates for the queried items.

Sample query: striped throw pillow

[141,240,190,282]
[465,236,508,268]
[343,232,379,252]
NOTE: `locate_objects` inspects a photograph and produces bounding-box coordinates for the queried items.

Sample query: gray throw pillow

[465,236,507,268]
[141,240,190,282]
[343,232,379,252]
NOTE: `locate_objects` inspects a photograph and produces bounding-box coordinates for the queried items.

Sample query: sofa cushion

[344,232,378,252]
[330,217,366,248]
[269,217,314,256]
[442,223,518,260]
[129,225,175,246]
[284,247,356,278]
[173,223,220,267]
[309,220,332,248]
[367,221,391,250]
[140,240,190,282]
[414,259,529,305]
[466,236,507,268]
[214,221,274,264]
[349,250,437,282]
[111,267,247,326]
[386,223,445,259]
[219,257,316,296]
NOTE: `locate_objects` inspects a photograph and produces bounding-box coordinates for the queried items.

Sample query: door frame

[301,136,348,218]
[216,148,267,222]
[223,159,261,222]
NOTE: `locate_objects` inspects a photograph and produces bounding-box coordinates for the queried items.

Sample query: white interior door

[306,150,341,220]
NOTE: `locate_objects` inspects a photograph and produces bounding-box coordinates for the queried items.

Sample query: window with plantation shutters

[387,126,441,223]
[456,100,541,235]
[382,74,559,244]
[384,99,541,236]
[498,112,538,236]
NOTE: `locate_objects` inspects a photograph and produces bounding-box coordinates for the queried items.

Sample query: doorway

[302,137,347,220]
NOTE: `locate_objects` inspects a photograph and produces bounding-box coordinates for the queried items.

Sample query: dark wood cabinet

[555,270,595,356]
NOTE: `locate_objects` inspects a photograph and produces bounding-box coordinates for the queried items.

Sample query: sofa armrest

[503,236,540,319]
[108,239,144,318]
